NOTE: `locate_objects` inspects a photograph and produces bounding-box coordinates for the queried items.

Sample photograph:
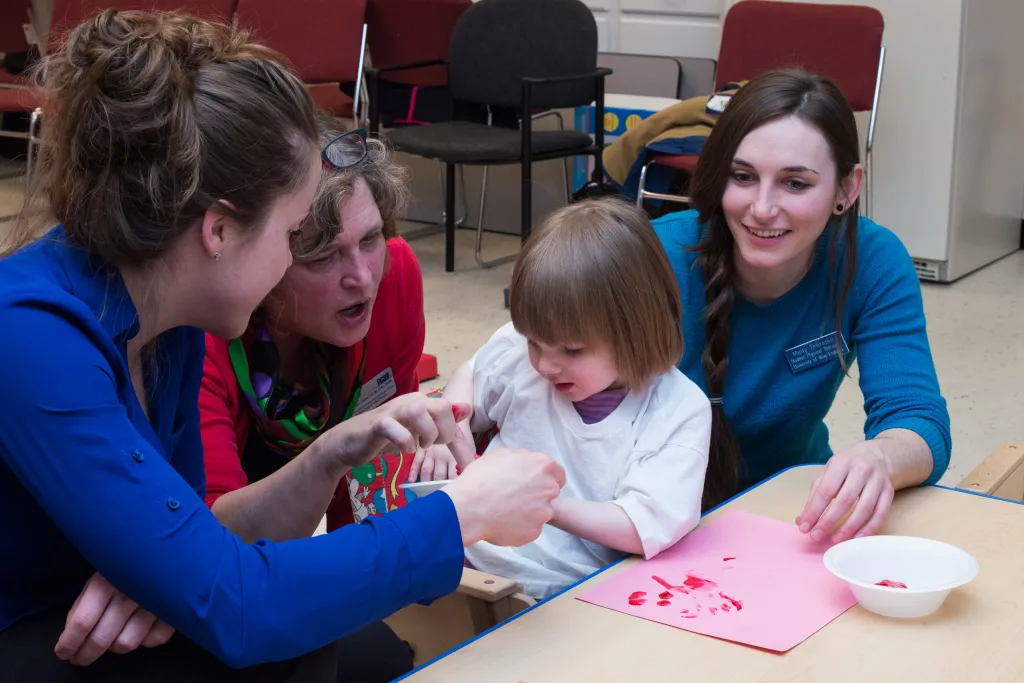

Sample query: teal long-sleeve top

[0,229,465,668]
[652,210,951,489]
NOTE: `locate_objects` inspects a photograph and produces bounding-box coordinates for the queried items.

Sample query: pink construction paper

[576,509,857,652]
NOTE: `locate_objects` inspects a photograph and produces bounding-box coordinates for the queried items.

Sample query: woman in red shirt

[198,121,428,681]
[199,121,429,538]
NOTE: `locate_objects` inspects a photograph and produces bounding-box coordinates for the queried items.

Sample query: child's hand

[409,444,459,483]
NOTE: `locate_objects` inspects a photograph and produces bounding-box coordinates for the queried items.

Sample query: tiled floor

[2,164,1021,488]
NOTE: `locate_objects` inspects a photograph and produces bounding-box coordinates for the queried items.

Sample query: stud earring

[835,203,845,213]
[213,252,222,261]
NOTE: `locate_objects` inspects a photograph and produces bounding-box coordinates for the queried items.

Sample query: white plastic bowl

[823,535,978,619]
[398,479,453,498]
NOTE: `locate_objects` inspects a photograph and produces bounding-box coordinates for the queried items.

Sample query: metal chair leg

[25,107,41,192]
[445,162,456,272]
[636,159,652,208]
[864,147,873,218]
[635,158,691,208]
[401,162,466,241]
[474,165,516,269]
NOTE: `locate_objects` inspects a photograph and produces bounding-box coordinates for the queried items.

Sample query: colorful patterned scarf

[228,322,365,457]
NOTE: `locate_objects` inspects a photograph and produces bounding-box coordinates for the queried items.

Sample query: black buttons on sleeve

[166,497,180,511]
[131,449,145,463]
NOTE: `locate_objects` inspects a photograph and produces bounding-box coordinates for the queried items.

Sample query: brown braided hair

[689,68,862,510]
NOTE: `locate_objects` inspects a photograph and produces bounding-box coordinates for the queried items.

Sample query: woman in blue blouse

[653,69,950,540]
[0,11,563,682]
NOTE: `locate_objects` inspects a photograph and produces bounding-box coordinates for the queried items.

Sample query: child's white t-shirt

[463,323,711,600]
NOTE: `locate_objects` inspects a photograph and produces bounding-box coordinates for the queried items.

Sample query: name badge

[784,333,849,373]
[354,367,398,416]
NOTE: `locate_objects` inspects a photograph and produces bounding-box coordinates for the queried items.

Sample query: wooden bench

[956,443,1024,502]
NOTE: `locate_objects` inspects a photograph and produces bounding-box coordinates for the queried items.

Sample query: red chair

[366,0,469,88]
[0,0,32,85]
[365,0,474,249]
[0,1,37,195]
[235,0,368,120]
[48,0,237,38]
[0,0,239,206]
[636,1,885,218]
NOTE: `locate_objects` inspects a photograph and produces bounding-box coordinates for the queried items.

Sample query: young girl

[412,199,712,599]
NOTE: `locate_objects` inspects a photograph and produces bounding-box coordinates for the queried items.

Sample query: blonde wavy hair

[291,115,410,260]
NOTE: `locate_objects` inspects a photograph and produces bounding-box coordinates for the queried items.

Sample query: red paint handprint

[627,557,743,618]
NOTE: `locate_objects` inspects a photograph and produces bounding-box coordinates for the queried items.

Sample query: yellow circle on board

[604,112,619,133]
[625,114,643,130]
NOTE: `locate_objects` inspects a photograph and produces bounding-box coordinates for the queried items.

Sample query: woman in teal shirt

[0,10,563,682]
[654,69,950,543]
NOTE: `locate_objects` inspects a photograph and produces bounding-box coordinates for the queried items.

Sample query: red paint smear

[629,591,647,600]
[651,575,674,590]
[683,574,717,590]
[658,591,674,600]
[719,592,743,611]
[723,557,735,562]
[720,603,732,612]
[657,600,672,607]
[680,608,689,614]
[682,615,698,619]
[628,598,646,606]
[875,580,908,589]
[709,607,718,615]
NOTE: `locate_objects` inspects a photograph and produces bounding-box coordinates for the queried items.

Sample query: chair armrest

[365,58,449,76]
[957,443,1024,501]
[521,66,613,86]
[456,567,521,602]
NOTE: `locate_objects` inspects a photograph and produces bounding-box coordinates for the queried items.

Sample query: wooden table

[401,465,1024,682]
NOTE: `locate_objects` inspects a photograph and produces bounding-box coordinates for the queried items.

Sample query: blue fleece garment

[653,210,951,488]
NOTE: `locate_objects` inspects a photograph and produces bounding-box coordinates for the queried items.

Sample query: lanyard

[341,340,368,422]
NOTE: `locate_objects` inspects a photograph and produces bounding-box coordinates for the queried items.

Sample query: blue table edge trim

[394,464,1022,681]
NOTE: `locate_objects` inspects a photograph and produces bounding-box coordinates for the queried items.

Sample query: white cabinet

[586,0,726,59]
[771,0,1024,281]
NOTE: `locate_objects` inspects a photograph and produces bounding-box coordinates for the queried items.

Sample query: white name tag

[354,367,397,416]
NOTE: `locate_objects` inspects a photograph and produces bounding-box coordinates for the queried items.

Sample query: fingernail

[831,533,844,543]
[811,529,825,542]
[799,522,811,534]
[855,533,865,539]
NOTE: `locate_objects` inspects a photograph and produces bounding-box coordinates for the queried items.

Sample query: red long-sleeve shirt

[199,237,425,531]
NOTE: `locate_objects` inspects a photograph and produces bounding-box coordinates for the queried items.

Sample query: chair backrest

[48,0,238,52]
[716,0,883,112]
[597,52,681,99]
[448,0,597,110]
[366,0,470,87]
[235,0,367,84]
[0,1,31,54]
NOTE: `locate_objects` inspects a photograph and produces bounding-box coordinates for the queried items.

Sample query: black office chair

[366,0,610,272]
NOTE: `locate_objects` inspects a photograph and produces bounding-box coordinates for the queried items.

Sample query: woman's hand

[321,394,470,471]
[796,441,895,544]
[443,448,565,547]
[56,573,175,666]
[408,444,459,483]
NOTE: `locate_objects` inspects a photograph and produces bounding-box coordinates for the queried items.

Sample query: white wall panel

[619,16,721,59]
